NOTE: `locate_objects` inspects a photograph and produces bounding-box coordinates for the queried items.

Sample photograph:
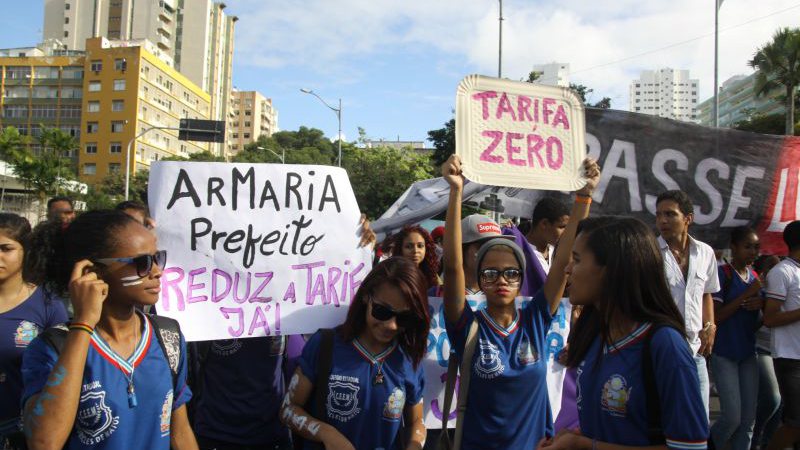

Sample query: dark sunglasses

[94,250,167,278]
[479,268,522,284]
[370,300,417,328]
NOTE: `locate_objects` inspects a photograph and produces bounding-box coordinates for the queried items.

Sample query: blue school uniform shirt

[0,288,67,435]
[712,264,760,361]
[21,312,192,449]
[577,323,708,450]
[193,336,290,445]
[298,330,424,450]
[445,290,553,450]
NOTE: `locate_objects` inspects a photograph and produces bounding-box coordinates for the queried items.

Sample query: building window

[111,121,125,133]
[87,101,100,113]
[109,163,121,174]
[112,100,124,112]
[65,17,69,24]
[115,59,127,71]
[243,133,251,139]
[90,60,102,72]
[244,110,252,116]
[64,31,69,38]
[244,122,251,127]
[86,122,99,133]
[232,133,239,139]
[83,163,96,175]
[85,143,97,154]
[65,3,70,9]
[110,142,122,154]
[88,81,101,92]
[113,79,126,91]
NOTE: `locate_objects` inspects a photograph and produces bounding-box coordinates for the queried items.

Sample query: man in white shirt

[763,220,800,450]
[526,198,570,273]
[655,190,719,419]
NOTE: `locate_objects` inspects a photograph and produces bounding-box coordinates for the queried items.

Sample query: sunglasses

[370,300,417,329]
[479,268,522,284]
[94,250,167,278]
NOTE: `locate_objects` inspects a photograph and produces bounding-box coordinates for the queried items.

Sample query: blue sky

[1,1,797,145]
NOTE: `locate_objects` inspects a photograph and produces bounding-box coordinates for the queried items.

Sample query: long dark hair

[566,217,686,368]
[0,213,32,279]
[387,225,439,289]
[26,210,139,296]
[339,257,431,367]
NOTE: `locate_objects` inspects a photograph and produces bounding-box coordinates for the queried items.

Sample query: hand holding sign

[577,158,601,197]
[456,75,586,190]
[441,154,464,190]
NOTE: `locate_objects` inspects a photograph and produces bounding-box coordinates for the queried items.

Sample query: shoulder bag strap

[452,320,480,450]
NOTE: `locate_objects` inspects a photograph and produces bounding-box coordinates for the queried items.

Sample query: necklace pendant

[373,371,384,385]
[127,383,138,408]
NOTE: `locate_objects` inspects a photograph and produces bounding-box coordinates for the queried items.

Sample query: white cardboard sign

[148,162,373,342]
[455,74,586,190]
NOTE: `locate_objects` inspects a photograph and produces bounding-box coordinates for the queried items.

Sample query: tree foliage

[734,112,799,135]
[749,27,800,135]
[427,118,455,168]
[568,83,612,109]
[0,126,79,203]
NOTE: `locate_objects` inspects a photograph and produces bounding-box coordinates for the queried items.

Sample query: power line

[570,3,800,76]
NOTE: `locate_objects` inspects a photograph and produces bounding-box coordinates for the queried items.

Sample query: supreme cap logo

[477,223,501,234]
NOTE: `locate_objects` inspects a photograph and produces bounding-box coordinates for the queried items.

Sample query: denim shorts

[774,358,800,427]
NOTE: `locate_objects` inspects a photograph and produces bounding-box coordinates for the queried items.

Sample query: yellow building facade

[80,37,211,183]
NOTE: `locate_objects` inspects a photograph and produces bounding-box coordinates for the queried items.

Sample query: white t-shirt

[765,258,800,360]
[534,244,555,274]
[658,235,720,354]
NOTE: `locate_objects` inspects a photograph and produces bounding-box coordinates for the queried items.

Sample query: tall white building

[43,0,236,155]
[530,62,570,87]
[629,68,699,122]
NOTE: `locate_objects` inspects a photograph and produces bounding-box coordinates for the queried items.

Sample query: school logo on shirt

[327,374,361,423]
[76,383,119,445]
[601,374,631,417]
[14,320,40,348]
[382,387,406,421]
[211,339,243,356]
[517,336,539,365]
[475,339,505,379]
[160,390,174,436]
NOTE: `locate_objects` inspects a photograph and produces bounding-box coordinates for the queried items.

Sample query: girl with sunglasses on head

[387,225,441,289]
[0,214,68,450]
[20,210,197,450]
[281,257,430,450]
[440,154,600,450]
[540,217,708,450]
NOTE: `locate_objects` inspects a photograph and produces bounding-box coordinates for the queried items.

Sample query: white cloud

[228,0,800,108]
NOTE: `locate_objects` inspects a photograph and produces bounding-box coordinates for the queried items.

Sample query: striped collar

[90,311,152,375]
[604,322,652,354]
[352,338,398,365]
[478,309,520,338]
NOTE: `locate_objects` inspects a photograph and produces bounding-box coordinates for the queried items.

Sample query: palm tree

[749,27,800,135]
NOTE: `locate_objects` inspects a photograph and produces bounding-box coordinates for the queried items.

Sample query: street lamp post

[125,125,177,200]
[257,146,284,163]
[300,88,342,167]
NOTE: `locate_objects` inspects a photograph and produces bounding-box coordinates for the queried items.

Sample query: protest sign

[148,162,373,342]
[423,295,571,428]
[455,74,587,191]
[374,108,800,254]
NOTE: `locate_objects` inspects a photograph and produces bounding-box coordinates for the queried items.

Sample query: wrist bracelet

[69,322,94,335]
[575,196,592,205]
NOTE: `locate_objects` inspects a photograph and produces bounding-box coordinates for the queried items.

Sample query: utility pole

[498,0,504,78]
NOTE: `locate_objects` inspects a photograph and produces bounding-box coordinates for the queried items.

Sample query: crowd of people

[0,157,799,450]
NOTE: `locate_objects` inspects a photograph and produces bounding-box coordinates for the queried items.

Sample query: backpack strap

[147,314,183,391]
[438,319,479,450]
[642,324,667,445]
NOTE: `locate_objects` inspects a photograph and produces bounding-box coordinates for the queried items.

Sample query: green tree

[568,83,612,109]
[427,118,455,168]
[749,27,800,135]
[84,170,150,209]
[162,150,226,162]
[0,126,79,205]
[343,146,434,219]
[734,112,800,135]
[522,71,542,83]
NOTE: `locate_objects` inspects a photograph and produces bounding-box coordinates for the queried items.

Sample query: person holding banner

[19,210,197,450]
[387,225,441,289]
[440,154,600,450]
[281,256,429,450]
[541,217,708,450]
[0,213,68,450]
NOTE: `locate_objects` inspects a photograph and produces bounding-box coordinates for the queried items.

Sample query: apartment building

[227,90,278,156]
[629,68,699,122]
[696,73,786,127]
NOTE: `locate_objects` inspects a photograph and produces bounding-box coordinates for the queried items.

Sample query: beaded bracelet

[68,322,94,335]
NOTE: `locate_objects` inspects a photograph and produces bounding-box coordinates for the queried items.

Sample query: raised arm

[441,155,466,323]
[542,159,600,315]
[24,260,108,450]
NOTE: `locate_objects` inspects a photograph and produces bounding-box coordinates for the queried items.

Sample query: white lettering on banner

[587,133,767,224]
[768,168,800,232]
[422,296,571,429]
[148,163,373,342]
